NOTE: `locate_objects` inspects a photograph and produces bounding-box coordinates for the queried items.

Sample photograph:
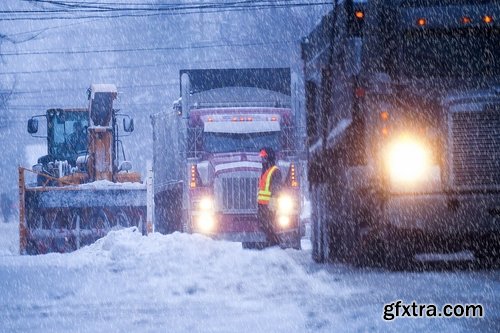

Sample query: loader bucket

[20,176,147,255]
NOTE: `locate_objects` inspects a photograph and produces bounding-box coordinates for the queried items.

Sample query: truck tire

[311,219,324,262]
[242,242,271,250]
[278,231,302,250]
[342,185,385,267]
[473,233,500,266]
[311,184,329,262]
[379,227,417,271]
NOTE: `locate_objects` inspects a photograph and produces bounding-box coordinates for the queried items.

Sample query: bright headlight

[199,197,213,211]
[386,137,431,182]
[278,195,294,213]
[197,213,215,233]
[278,215,290,227]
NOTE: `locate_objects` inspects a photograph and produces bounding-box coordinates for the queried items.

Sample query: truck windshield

[49,111,88,160]
[393,27,499,78]
[203,131,280,153]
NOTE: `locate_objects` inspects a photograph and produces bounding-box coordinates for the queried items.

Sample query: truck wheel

[277,231,301,250]
[473,234,500,266]
[312,184,333,262]
[350,227,384,267]
[311,217,324,262]
[380,228,416,270]
[242,242,270,250]
[290,236,302,250]
[321,219,334,261]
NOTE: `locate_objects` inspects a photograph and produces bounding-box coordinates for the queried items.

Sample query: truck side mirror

[28,118,39,134]
[123,118,134,132]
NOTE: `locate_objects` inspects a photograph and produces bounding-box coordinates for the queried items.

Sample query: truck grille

[221,177,258,212]
[450,110,500,189]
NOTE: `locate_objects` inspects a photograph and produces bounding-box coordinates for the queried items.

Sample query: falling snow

[1,1,499,332]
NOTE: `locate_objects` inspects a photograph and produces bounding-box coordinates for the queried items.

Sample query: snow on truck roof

[189,107,292,116]
[89,84,118,97]
[188,87,291,109]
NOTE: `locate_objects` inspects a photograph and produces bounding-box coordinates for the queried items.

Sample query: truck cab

[186,106,300,247]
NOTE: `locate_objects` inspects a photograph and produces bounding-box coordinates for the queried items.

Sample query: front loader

[19,84,147,254]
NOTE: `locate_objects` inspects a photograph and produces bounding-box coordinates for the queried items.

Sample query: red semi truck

[151,68,303,249]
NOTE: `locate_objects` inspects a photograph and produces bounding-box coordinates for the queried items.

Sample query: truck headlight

[197,213,215,233]
[277,195,294,213]
[194,196,215,233]
[278,215,290,227]
[199,197,213,211]
[386,137,431,183]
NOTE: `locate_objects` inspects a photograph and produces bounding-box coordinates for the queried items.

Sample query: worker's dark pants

[257,204,279,245]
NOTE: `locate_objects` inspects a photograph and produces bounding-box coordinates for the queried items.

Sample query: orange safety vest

[257,165,279,205]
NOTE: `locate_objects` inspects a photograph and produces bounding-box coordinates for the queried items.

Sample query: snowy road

[0,222,499,333]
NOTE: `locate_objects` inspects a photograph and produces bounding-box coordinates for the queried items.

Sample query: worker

[257,147,282,247]
[68,121,87,153]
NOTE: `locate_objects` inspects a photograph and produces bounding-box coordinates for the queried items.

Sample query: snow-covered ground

[1,221,499,333]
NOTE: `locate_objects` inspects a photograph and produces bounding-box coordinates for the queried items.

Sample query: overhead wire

[3,1,330,21]
[0,39,293,57]
[2,1,330,110]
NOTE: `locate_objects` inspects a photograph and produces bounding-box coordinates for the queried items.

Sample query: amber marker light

[483,15,493,24]
[355,87,365,98]
[380,111,390,121]
[355,10,364,20]
[461,16,472,24]
[417,18,427,26]
[190,165,197,188]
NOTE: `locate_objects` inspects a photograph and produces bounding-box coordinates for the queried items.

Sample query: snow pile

[82,228,332,295]
[78,180,146,189]
[0,227,339,333]
[1,224,498,332]
[0,222,18,255]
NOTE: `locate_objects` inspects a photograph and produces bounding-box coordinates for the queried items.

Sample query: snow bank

[74,228,336,300]
[78,180,146,189]
[1,226,498,333]
[0,228,340,333]
[0,222,18,255]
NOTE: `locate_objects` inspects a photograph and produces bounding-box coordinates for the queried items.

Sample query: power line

[0,40,293,57]
[2,1,330,21]
[0,56,244,75]
[5,17,104,37]
[6,83,179,96]
[18,0,328,12]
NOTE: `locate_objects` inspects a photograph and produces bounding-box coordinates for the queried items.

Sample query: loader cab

[46,108,89,164]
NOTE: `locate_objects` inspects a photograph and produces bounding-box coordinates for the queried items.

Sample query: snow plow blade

[20,175,147,255]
